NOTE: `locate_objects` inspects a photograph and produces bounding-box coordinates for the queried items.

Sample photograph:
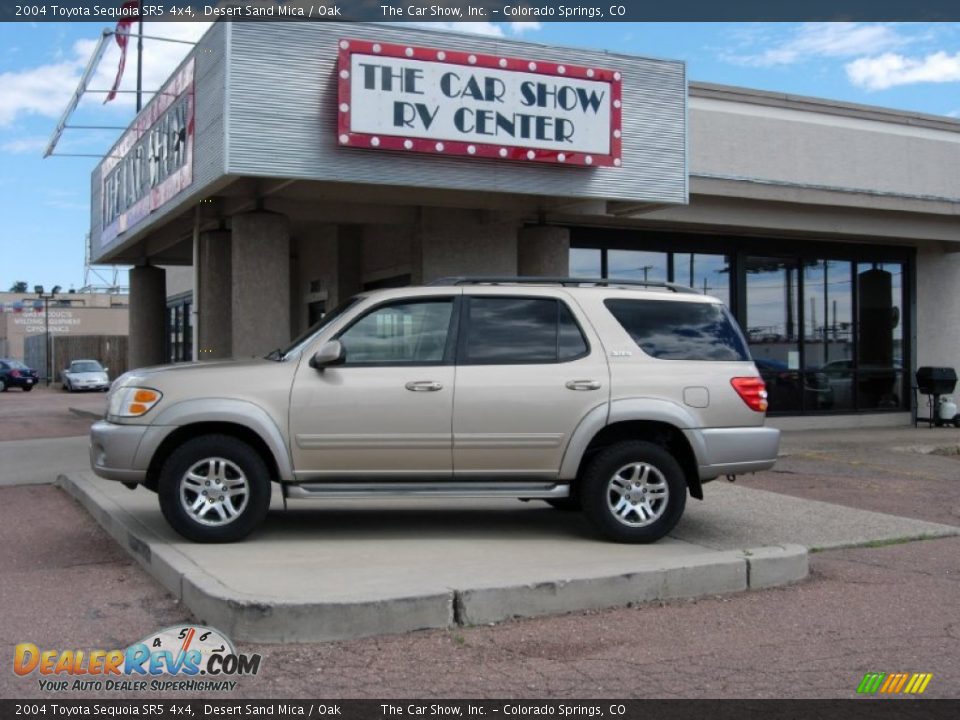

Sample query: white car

[63,359,110,392]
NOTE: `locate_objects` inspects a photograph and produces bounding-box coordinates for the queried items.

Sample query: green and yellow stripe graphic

[857,672,933,695]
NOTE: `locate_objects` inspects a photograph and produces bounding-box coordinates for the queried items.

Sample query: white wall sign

[337,39,622,167]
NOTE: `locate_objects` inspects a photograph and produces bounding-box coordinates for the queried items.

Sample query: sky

[0,19,958,293]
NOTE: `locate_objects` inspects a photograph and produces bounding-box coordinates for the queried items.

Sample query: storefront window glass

[569,248,602,278]
[608,250,667,283]
[674,253,731,306]
[568,239,910,415]
[856,262,905,410]
[805,260,854,411]
[745,257,807,413]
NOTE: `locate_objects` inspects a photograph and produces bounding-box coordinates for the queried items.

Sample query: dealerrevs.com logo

[14,625,261,692]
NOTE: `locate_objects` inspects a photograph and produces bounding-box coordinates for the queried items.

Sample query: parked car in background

[63,359,111,392]
[821,359,902,410]
[754,358,834,412]
[0,359,39,392]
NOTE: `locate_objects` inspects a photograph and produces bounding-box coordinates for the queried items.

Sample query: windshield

[6,360,28,370]
[71,361,103,373]
[270,297,360,360]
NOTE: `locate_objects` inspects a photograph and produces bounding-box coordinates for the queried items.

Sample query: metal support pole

[44,296,51,386]
[136,19,144,112]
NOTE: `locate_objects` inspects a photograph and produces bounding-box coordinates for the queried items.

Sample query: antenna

[81,234,128,295]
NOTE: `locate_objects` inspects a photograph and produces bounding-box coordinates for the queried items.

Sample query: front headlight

[108,387,163,418]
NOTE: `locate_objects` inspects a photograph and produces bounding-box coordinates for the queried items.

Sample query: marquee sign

[100,59,195,247]
[337,39,622,167]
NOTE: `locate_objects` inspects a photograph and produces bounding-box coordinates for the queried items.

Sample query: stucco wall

[916,246,960,372]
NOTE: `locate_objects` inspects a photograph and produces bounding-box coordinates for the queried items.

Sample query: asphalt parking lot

[0,390,957,699]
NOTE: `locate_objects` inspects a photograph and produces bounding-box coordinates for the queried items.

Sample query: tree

[8,281,28,293]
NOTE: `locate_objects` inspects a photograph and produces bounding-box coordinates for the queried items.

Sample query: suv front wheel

[158,435,272,543]
[580,440,687,543]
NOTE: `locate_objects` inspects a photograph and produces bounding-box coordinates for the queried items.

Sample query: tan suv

[90,278,779,543]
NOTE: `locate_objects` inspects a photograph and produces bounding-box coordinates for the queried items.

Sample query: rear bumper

[7,376,38,388]
[684,426,781,481]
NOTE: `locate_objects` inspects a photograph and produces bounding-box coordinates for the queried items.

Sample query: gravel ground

[0,384,105,440]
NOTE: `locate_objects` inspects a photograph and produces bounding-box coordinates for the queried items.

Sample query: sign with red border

[337,39,622,168]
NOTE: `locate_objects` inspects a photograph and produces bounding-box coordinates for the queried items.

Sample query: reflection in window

[464,297,587,364]
[746,257,804,413]
[857,263,905,410]
[806,261,853,411]
[674,253,731,305]
[569,248,602,278]
[339,300,452,364]
[608,250,667,283]
[605,299,749,361]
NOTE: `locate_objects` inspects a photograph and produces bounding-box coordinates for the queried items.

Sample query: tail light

[10,369,20,378]
[731,376,768,412]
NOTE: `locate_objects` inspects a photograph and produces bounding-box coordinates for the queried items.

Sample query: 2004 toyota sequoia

[90,278,779,543]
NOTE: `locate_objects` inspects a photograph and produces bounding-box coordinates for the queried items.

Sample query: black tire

[158,434,272,543]
[22,385,32,392]
[0,379,6,392]
[545,496,582,512]
[579,440,687,543]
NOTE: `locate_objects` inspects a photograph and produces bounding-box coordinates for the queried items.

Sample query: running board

[283,482,570,500]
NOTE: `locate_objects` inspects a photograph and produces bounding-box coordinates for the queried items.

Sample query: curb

[57,473,809,642]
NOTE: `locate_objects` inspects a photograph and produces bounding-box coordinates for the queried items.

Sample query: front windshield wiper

[264,348,284,361]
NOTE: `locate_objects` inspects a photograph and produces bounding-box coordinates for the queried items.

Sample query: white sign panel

[337,39,622,167]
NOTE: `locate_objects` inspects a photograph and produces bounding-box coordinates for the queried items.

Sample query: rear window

[604,299,750,361]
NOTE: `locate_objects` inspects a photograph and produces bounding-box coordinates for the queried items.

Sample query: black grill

[916,367,957,396]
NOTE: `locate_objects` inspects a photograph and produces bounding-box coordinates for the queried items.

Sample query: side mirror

[103,367,109,374]
[309,340,344,370]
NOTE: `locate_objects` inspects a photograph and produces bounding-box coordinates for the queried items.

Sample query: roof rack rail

[428,276,699,294]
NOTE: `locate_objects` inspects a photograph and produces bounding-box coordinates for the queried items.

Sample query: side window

[605,298,750,361]
[462,297,588,365]
[338,299,454,365]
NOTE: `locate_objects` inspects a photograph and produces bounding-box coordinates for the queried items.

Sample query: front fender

[139,398,294,481]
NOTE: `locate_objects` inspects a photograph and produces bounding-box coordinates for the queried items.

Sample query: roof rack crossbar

[428,276,699,294]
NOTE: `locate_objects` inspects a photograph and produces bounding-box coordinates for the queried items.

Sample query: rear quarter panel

[570,290,765,429]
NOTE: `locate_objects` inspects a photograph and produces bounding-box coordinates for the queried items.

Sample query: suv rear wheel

[158,435,272,543]
[580,440,686,543]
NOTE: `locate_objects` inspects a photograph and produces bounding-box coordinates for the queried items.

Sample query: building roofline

[689,81,960,133]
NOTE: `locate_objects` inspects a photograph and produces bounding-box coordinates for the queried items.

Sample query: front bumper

[684,426,781,481]
[89,420,150,483]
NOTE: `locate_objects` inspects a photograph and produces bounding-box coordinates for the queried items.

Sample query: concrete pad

[55,472,778,642]
[0,436,89,486]
[57,470,957,643]
[741,544,809,590]
[677,482,959,551]
[457,551,747,626]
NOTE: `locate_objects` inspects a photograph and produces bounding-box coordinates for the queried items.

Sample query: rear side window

[462,297,588,364]
[604,299,750,361]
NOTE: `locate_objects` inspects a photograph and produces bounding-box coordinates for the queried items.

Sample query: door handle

[405,380,444,392]
[566,379,601,391]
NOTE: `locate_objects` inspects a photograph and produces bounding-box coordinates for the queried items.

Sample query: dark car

[754,357,834,412]
[0,359,39,392]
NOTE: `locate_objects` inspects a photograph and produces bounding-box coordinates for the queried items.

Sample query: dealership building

[88,21,960,427]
